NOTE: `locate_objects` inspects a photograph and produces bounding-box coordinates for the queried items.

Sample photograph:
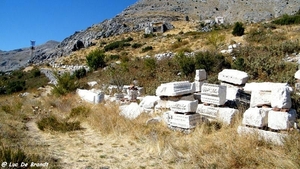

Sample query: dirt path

[25,119,166,169]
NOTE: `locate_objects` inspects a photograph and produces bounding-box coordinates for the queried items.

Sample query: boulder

[268,109,297,130]
[242,108,271,127]
[218,69,249,85]
[271,86,292,109]
[120,103,143,119]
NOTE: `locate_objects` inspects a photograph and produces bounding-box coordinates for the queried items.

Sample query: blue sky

[0,0,137,51]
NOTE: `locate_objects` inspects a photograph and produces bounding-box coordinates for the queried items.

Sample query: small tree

[52,72,78,96]
[232,22,245,36]
[86,49,106,70]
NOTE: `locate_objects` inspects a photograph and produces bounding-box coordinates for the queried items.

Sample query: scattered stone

[77,89,104,104]
[146,117,161,125]
[87,81,97,87]
[120,103,144,119]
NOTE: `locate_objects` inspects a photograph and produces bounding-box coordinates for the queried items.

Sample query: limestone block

[139,96,159,109]
[242,108,271,127]
[218,69,249,85]
[271,86,292,109]
[195,69,207,81]
[156,99,174,109]
[201,83,227,96]
[218,108,239,125]
[168,111,201,129]
[268,109,297,130]
[156,81,195,96]
[295,70,300,79]
[170,100,198,113]
[237,126,287,145]
[244,82,293,93]
[201,94,227,106]
[226,86,239,101]
[120,103,143,119]
[250,90,272,107]
[77,89,104,104]
[197,104,220,118]
[194,81,205,92]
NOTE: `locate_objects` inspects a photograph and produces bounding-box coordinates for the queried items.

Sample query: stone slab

[169,100,198,113]
[268,109,297,130]
[271,86,292,109]
[197,104,220,118]
[201,83,227,96]
[218,108,239,125]
[201,94,226,106]
[156,81,195,96]
[218,69,249,85]
[250,90,272,107]
[242,108,271,127]
[244,82,293,93]
[195,69,207,81]
[237,126,288,145]
[168,111,201,129]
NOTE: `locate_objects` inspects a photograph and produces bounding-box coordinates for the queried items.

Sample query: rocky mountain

[1,0,299,72]
[0,40,59,72]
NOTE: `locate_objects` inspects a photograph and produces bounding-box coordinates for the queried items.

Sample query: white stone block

[156,81,195,96]
[226,86,239,101]
[218,69,249,85]
[218,108,239,125]
[237,126,288,145]
[77,89,104,104]
[195,69,207,81]
[268,109,297,130]
[197,104,220,118]
[250,90,272,107]
[201,83,227,96]
[168,111,201,129]
[194,81,205,92]
[201,94,226,106]
[170,100,198,113]
[271,86,292,109]
[242,108,271,127]
[244,82,293,93]
[139,96,159,109]
[120,103,143,119]
[295,70,300,79]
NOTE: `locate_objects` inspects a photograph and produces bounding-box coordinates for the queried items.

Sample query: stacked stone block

[200,83,227,106]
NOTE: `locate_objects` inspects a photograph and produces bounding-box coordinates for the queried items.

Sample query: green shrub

[143,33,155,38]
[74,68,87,79]
[272,14,300,25]
[246,28,267,43]
[6,81,25,94]
[232,22,245,36]
[104,40,131,51]
[52,72,78,96]
[232,57,245,71]
[175,52,195,76]
[86,49,106,70]
[69,106,90,118]
[132,43,143,49]
[37,115,81,132]
[31,68,41,77]
[142,46,153,52]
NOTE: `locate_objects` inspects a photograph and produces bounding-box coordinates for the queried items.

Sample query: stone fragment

[218,108,239,125]
[268,109,297,130]
[195,69,206,81]
[169,100,198,113]
[197,104,220,118]
[218,69,249,85]
[244,82,293,93]
[120,103,143,119]
[271,86,292,109]
[139,96,159,109]
[242,108,271,127]
[201,94,227,106]
[156,81,195,96]
[250,90,272,108]
[167,111,201,129]
[77,89,104,104]
[237,126,287,145]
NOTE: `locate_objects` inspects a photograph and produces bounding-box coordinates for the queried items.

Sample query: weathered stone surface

[139,96,159,109]
[271,86,292,109]
[156,81,195,96]
[268,109,297,130]
[218,69,248,85]
[195,69,206,81]
[201,94,227,106]
[120,103,143,119]
[250,90,272,108]
[242,108,271,127]
[197,104,220,118]
[218,108,239,125]
[201,83,227,96]
[167,111,201,129]
[295,70,300,79]
[77,89,104,104]
[237,126,288,145]
[194,81,205,92]
[225,86,239,101]
[169,100,198,113]
[244,82,293,93]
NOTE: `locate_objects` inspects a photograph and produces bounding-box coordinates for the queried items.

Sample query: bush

[142,46,153,52]
[232,22,245,36]
[6,81,25,94]
[74,67,87,79]
[272,14,300,25]
[69,106,91,118]
[175,52,195,76]
[104,40,131,51]
[37,115,81,132]
[86,49,106,70]
[52,72,78,96]
[132,43,143,49]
